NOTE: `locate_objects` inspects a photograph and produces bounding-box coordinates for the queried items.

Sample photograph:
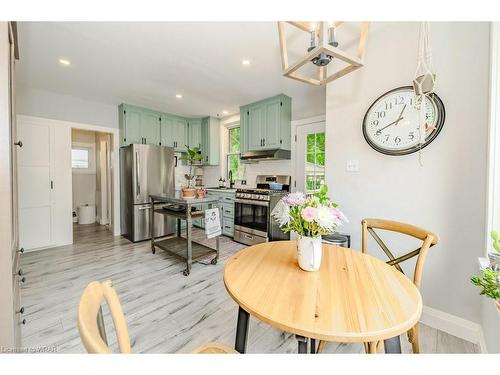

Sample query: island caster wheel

[183,269,190,276]
[211,258,218,265]
[151,248,156,254]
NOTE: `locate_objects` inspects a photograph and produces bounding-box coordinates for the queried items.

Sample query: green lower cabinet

[206,190,235,237]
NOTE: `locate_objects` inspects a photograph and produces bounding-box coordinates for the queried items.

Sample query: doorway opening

[71,129,113,243]
[295,121,326,194]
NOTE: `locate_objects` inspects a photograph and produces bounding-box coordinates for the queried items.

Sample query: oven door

[234,199,269,238]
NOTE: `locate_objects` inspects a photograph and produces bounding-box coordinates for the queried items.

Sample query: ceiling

[15,22,326,120]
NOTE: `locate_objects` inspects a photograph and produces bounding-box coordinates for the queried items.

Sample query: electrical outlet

[346,160,359,172]
[241,180,246,185]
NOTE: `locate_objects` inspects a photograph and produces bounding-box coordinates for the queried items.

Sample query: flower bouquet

[271,185,348,271]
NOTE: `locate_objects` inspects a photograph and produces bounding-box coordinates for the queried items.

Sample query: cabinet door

[188,119,202,149]
[141,112,161,145]
[248,104,265,150]
[160,115,175,147]
[264,98,281,149]
[201,118,209,164]
[173,118,188,151]
[124,107,142,144]
[240,107,249,154]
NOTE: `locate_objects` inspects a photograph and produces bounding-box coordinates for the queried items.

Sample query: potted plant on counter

[271,185,348,271]
[179,145,203,199]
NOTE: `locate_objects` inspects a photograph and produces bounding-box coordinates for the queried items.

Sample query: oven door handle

[234,198,269,207]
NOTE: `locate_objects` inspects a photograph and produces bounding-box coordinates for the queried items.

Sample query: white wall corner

[421,305,485,351]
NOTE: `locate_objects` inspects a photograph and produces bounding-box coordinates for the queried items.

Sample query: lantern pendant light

[278,21,369,86]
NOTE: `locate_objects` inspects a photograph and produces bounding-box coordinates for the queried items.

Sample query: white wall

[16,86,118,128]
[325,22,490,324]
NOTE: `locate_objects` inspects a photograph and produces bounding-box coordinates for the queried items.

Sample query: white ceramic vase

[297,235,322,271]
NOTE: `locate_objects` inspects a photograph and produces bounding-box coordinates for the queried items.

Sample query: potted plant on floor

[179,145,203,199]
[271,185,348,271]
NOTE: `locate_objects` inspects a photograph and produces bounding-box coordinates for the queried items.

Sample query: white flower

[271,199,290,226]
[315,206,336,230]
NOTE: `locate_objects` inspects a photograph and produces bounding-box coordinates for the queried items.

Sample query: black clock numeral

[371,119,379,126]
[394,136,401,144]
[376,111,386,119]
[385,135,390,142]
[394,96,404,105]
[408,132,415,141]
[385,102,393,110]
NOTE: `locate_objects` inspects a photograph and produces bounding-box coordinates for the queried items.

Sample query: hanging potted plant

[179,145,203,199]
[271,185,348,271]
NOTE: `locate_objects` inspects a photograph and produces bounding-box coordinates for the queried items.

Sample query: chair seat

[192,342,238,354]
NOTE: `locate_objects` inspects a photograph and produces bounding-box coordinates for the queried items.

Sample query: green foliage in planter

[179,145,204,188]
[491,230,500,253]
[470,268,500,300]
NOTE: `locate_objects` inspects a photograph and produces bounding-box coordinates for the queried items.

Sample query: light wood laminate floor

[19,224,479,353]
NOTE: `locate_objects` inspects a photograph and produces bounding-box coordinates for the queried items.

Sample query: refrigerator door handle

[174,156,178,167]
[138,206,151,211]
[135,151,140,197]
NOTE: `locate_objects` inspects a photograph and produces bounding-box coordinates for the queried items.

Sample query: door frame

[17,115,121,244]
[291,115,326,192]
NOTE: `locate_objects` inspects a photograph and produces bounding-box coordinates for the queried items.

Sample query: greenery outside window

[227,126,245,180]
[305,132,325,193]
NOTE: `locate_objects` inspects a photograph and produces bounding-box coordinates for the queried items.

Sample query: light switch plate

[346,159,359,172]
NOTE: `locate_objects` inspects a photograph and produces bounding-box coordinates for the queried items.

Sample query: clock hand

[375,104,408,134]
[376,117,404,133]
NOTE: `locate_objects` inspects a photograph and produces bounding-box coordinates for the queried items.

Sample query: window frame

[226,125,244,180]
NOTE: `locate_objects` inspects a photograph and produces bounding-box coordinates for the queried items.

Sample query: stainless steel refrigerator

[120,144,176,242]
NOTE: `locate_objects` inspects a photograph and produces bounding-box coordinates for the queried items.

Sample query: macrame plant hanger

[413,22,436,166]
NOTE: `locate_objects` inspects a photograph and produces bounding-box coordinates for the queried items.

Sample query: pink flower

[301,206,317,222]
[329,207,348,225]
[284,192,306,206]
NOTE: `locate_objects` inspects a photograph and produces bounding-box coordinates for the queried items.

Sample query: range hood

[240,149,291,161]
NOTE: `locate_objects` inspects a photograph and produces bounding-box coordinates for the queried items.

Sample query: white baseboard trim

[421,305,486,352]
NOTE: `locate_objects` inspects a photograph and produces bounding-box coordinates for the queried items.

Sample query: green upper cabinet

[240,94,292,153]
[119,104,161,146]
[161,114,187,152]
[263,97,282,149]
[141,111,161,145]
[200,117,220,166]
[240,106,249,154]
[160,114,174,147]
[248,103,265,150]
[172,117,188,152]
[119,104,220,164]
[188,119,202,149]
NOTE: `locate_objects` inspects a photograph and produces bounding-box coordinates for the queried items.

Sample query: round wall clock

[362,86,445,156]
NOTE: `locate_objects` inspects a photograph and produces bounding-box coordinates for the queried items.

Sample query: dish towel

[204,208,221,239]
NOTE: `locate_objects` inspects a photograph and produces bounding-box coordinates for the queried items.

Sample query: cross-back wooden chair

[77,280,237,354]
[361,218,439,353]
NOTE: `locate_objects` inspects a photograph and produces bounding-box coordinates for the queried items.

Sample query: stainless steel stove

[234,175,290,246]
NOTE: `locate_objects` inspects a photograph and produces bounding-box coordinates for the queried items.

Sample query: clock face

[362,86,445,155]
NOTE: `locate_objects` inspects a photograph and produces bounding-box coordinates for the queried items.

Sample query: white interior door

[17,120,54,250]
[295,121,326,194]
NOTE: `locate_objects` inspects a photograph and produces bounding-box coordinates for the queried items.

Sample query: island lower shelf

[153,237,218,264]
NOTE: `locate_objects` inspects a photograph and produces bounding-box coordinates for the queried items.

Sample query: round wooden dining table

[223,241,422,354]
